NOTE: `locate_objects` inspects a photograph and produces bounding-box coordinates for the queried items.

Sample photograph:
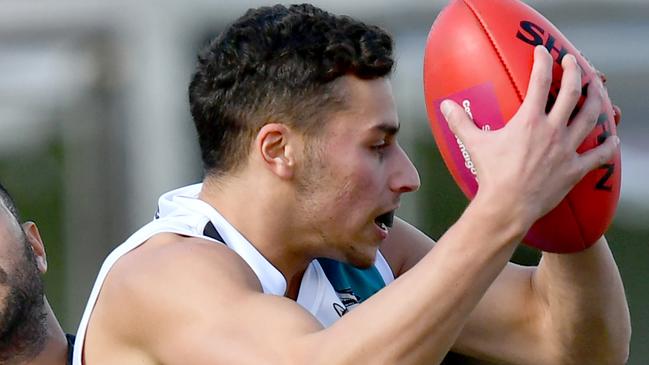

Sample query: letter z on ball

[423,0,621,253]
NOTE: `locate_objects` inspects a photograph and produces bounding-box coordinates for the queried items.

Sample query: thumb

[440,99,479,143]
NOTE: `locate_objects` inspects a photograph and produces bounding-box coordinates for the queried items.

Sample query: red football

[423,0,621,253]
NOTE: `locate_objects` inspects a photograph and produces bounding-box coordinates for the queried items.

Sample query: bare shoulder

[380,217,436,277]
[110,232,263,293]
[96,232,264,321]
[85,233,264,363]
[86,233,323,365]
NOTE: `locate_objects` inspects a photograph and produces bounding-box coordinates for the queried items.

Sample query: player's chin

[345,243,379,269]
[346,253,376,270]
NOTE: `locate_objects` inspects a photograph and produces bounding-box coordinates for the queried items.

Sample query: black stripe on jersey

[203,221,226,245]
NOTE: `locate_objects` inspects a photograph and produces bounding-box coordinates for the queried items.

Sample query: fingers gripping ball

[423,0,621,253]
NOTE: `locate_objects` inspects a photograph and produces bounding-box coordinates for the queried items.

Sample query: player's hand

[440,45,619,228]
[596,69,622,126]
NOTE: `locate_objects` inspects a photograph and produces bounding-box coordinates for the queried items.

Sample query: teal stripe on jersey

[317,258,386,303]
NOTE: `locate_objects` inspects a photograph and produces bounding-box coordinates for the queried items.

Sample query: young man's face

[295,76,420,268]
[0,206,46,361]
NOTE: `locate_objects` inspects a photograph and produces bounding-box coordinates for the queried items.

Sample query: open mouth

[374,210,395,231]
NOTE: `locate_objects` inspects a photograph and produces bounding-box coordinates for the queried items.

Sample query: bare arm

[93,201,530,364]
[384,221,630,365]
[446,46,631,364]
[532,238,630,364]
[93,215,526,365]
[382,46,629,364]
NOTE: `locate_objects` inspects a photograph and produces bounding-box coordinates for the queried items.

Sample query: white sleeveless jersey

[73,183,395,364]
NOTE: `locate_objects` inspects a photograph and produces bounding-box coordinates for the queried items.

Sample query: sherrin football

[423,0,621,253]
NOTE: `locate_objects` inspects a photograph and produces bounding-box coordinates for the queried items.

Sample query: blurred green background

[1,0,647,363]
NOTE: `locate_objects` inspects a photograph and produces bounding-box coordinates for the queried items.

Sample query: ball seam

[461,0,524,103]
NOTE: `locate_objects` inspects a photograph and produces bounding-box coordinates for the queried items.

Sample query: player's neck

[200,174,318,295]
[29,300,68,365]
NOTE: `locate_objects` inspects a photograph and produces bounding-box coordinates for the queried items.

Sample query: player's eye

[371,139,389,160]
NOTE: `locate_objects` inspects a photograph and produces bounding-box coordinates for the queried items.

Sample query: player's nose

[390,144,420,193]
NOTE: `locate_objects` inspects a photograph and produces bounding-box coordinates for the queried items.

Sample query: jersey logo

[332,288,360,317]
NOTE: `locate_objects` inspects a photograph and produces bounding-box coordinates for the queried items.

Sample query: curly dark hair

[189,4,394,175]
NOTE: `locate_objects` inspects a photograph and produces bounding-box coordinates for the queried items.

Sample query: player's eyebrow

[372,122,400,136]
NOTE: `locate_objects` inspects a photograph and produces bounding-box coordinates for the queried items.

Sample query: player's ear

[255,123,297,179]
[22,221,47,274]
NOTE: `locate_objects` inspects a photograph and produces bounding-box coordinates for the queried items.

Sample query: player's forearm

[312,197,528,365]
[533,237,631,364]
